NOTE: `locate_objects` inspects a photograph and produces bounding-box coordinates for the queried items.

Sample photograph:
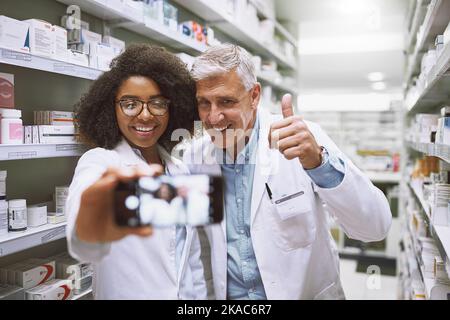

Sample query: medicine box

[103,35,125,55]
[26,279,73,300]
[0,72,14,109]
[0,16,29,53]
[37,125,78,144]
[52,25,68,61]
[23,19,55,58]
[6,259,55,290]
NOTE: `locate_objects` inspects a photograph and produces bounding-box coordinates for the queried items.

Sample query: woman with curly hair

[65,44,206,299]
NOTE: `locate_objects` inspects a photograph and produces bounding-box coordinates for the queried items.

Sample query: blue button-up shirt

[218,115,346,300]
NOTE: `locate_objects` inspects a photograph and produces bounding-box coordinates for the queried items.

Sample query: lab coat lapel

[250,109,278,227]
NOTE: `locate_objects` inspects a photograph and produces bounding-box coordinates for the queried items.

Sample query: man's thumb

[281,94,294,118]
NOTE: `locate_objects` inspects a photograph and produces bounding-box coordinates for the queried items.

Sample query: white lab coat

[66,139,207,300]
[183,108,392,300]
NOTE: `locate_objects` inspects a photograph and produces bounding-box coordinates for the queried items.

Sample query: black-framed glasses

[117,98,170,117]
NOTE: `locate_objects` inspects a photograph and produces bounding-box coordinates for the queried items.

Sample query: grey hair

[191,43,257,90]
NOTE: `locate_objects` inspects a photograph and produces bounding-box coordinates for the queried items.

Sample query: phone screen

[114,175,223,227]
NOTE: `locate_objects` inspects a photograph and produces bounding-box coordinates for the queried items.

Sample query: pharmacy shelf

[172,0,297,70]
[248,0,299,48]
[408,180,450,262]
[405,0,428,53]
[434,225,450,260]
[0,144,86,161]
[56,0,208,55]
[406,42,450,113]
[256,72,299,95]
[71,288,93,300]
[406,140,450,164]
[405,202,450,299]
[404,0,450,87]
[0,47,102,80]
[365,171,401,184]
[0,222,67,257]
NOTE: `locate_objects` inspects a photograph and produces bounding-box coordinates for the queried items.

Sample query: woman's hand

[75,165,163,243]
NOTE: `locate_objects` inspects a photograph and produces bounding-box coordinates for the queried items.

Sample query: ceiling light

[368,72,385,82]
[372,82,386,91]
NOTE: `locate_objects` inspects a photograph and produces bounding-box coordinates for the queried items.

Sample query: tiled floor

[340,258,399,300]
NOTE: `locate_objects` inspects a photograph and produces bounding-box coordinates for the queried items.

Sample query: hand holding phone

[75,165,162,243]
[114,174,223,228]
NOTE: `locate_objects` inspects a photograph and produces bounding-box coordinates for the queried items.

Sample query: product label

[8,207,27,230]
[9,123,23,141]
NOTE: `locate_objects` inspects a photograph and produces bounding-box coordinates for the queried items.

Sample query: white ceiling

[275,0,409,99]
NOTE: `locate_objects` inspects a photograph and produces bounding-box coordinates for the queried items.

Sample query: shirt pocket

[267,196,316,251]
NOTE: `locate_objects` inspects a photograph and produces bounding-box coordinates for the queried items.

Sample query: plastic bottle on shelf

[0,170,6,196]
[8,199,27,232]
[0,196,8,236]
[0,108,23,144]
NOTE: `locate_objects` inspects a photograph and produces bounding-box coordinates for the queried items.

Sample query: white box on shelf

[144,0,164,25]
[432,206,449,226]
[80,29,102,56]
[103,35,125,55]
[90,43,116,71]
[0,16,29,53]
[26,279,72,300]
[23,19,55,58]
[47,214,66,224]
[7,259,55,290]
[67,50,89,67]
[259,19,275,45]
[37,125,78,144]
[52,25,68,61]
[444,22,450,46]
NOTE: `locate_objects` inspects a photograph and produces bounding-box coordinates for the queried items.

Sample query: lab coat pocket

[268,198,316,251]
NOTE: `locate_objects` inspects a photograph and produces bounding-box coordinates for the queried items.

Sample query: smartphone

[114,174,223,227]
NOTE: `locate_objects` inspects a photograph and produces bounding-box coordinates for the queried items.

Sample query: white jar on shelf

[0,108,23,144]
[8,199,27,232]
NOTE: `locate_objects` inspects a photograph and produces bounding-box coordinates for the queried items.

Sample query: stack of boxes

[0,254,93,300]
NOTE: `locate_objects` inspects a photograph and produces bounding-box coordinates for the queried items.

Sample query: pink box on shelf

[0,73,14,109]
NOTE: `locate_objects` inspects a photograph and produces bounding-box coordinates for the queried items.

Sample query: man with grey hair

[184,43,392,300]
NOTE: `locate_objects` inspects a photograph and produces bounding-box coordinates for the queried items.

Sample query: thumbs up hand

[269,94,323,170]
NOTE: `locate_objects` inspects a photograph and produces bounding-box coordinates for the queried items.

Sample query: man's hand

[269,94,322,170]
[75,165,163,243]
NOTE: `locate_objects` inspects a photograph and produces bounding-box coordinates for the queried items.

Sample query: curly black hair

[75,43,199,151]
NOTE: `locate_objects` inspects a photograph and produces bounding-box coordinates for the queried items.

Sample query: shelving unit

[0,47,102,80]
[71,288,93,300]
[404,0,450,87]
[172,0,297,70]
[56,0,208,55]
[0,144,85,161]
[406,42,450,112]
[256,72,299,95]
[0,223,67,257]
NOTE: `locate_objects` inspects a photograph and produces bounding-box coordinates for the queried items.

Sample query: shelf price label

[1,48,32,62]
[8,151,38,160]
[41,226,65,244]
